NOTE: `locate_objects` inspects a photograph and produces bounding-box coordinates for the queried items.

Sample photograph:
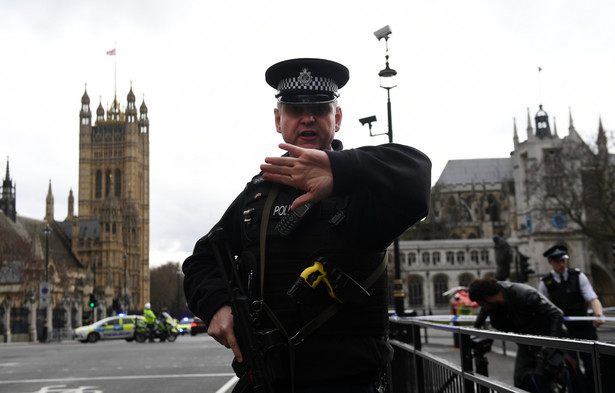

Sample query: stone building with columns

[389,105,615,314]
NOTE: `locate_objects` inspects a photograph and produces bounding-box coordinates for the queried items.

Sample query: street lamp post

[42,222,52,342]
[123,254,128,312]
[176,269,183,318]
[43,222,51,282]
[360,25,405,317]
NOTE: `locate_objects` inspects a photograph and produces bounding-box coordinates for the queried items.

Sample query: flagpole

[537,66,542,105]
[114,42,117,97]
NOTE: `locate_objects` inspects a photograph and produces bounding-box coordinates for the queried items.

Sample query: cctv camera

[359,115,377,126]
[374,25,392,41]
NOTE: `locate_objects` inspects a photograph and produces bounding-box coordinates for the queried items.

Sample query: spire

[526,107,533,140]
[96,96,104,122]
[1,157,16,222]
[45,179,54,222]
[553,116,558,138]
[597,116,608,161]
[4,156,9,182]
[567,107,582,141]
[513,117,519,147]
[126,82,137,124]
[139,94,149,133]
[80,84,92,126]
[67,188,75,220]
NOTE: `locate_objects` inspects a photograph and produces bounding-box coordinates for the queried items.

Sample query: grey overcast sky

[2,1,614,267]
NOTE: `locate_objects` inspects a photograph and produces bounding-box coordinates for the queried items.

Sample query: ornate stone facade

[392,105,615,314]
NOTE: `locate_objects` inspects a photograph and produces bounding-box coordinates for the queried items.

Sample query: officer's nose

[299,112,316,123]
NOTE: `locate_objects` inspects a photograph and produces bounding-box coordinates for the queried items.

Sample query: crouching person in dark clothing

[469,277,567,391]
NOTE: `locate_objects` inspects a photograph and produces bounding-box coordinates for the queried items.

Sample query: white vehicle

[73,315,143,343]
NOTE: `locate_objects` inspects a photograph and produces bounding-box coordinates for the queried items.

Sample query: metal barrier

[388,316,615,393]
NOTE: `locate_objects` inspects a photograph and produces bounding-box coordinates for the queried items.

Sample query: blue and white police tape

[390,314,615,323]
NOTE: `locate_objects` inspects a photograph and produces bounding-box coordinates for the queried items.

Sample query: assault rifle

[206,228,284,393]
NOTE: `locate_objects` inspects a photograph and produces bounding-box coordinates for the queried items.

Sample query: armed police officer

[538,245,605,392]
[183,58,431,393]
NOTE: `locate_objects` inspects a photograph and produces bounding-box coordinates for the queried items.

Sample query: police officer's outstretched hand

[208,305,243,363]
[261,143,333,210]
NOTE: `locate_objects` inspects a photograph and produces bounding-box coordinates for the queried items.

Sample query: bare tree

[150,261,187,318]
[528,131,615,243]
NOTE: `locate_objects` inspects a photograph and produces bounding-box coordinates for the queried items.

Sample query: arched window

[407,275,423,306]
[470,251,479,263]
[422,252,430,265]
[115,169,122,197]
[458,273,474,287]
[456,251,465,264]
[433,274,449,306]
[432,252,441,265]
[95,171,102,198]
[481,250,490,264]
[105,170,112,197]
[408,252,416,265]
[446,252,455,264]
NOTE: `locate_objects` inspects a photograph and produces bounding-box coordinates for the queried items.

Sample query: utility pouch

[328,268,371,305]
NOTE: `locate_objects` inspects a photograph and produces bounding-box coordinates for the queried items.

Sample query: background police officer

[183,58,431,392]
[538,245,605,392]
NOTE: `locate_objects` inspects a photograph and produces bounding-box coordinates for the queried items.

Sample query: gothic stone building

[391,105,615,314]
[69,86,151,315]
[0,87,150,342]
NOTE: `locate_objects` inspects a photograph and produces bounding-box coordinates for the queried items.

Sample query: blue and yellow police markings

[99,319,133,339]
[73,315,143,342]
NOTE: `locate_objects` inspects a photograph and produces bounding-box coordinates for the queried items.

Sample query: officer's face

[274,102,342,150]
[548,258,568,274]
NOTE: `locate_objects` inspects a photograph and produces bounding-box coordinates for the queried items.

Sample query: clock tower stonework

[73,86,150,312]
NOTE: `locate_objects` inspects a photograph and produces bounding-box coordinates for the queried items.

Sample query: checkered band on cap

[277,75,339,95]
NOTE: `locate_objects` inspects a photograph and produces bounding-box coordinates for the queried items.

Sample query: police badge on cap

[543,245,569,261]
[265,58,349,104]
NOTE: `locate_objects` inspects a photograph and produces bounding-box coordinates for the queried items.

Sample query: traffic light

[89,293,97,308]
[518,253,534,282]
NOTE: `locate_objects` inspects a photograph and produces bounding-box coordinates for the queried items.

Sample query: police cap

[265,58,349,104]
[543,245,569,261]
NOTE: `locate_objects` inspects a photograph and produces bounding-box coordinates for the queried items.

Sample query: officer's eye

[310,104,332,117]
[286,105,305,116]
[285,104,331,117]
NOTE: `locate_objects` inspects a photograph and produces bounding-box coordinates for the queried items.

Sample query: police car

[177,316,192,335]
[73,314,144,343]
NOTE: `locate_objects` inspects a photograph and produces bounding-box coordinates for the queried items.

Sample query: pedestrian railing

[388,315,615,393]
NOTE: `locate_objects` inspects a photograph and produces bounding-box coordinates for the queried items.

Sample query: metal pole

[124,255,127,312]
[45,226,49,282]
[43,222,51,343]
[386,87,405,317]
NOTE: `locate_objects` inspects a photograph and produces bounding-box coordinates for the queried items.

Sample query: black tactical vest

[541,269,587,316]
[236,174,388,338]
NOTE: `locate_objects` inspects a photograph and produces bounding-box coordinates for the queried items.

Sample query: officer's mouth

[299,131,318,140]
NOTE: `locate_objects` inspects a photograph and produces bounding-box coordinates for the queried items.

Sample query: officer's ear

[274,107,281,134]
[335,106,342,132]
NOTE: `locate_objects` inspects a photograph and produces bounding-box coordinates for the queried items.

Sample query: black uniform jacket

[183,140,431,384]
[477,282,564,337]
